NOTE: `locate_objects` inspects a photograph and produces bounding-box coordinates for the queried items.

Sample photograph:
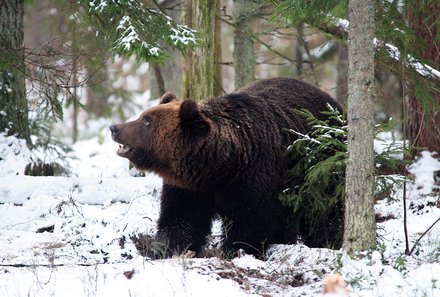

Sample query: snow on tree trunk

[343,0,377,253]
[0,0,31,145]
[182,0,218,100]
[408,3,440,156]
[232,0,256,89]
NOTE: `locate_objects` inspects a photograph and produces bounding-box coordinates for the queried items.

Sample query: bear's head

[110,92,211,178]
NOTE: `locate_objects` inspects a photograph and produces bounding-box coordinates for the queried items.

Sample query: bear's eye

[143,119,150,126]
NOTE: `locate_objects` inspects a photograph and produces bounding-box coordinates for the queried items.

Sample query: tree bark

[213,3,222,96]
[232,0,256,89]
[153,64,166,96]
[181,0,218,100]
[295,22,304,77]
[181,0,192,99]
[0,0,31,145]
[408,2,440,156]
[343,0,377,254]
[336,43,348,105]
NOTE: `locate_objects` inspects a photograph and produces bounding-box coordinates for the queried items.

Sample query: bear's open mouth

[116,144,134,157]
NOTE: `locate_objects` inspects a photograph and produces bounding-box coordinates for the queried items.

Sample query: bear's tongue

[117,144,131,156]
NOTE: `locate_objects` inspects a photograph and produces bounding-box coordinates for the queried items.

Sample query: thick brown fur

[111,77,341,257]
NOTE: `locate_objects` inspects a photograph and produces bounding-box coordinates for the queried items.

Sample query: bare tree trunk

[408,2,440,156]
[213,4,223,96]
[181,0,217,100]
[232,0,256,89]
[181,0,192,99]
[343,0,377,254]
[0,0,31,145]
[153,64,166,96]
[295,22,304,77]
[149,0,182,99]
[336,44,348,105]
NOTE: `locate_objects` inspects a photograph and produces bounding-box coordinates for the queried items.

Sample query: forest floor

[0,127,439,296]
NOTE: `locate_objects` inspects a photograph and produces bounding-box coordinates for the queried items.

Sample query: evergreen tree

[282,106,406,250]
[2,0,197,147]
[272,0,440,157]
[78,0,197,62]
[148,0,184,100]
[408,1,440,156]
[232,0,259,89]
[0,0,31,145]
[343,0,377,253]
[181,0,220,100]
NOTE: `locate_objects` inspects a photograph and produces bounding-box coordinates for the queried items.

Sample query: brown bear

[110,77,341,258]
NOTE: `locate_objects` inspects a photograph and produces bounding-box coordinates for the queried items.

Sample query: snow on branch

[331,17,440,80]
[377,41,440,79]
[79,0,197,61]
[116,15,140,51]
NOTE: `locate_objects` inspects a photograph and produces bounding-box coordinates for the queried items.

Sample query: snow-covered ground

[0,129,439,296]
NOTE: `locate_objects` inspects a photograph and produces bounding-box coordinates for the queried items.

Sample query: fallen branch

[0,263,100,268]
[407,216,440,256]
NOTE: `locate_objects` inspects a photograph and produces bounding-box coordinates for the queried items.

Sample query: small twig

[407,217,440,256]
[403,181,410,254]
[402,68,410,255]
[0,263,100,268]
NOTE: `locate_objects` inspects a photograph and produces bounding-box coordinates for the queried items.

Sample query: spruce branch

[311,17,440,84]
[77,0,197,62]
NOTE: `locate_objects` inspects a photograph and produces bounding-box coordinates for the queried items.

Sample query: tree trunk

[181,0,217,101]
[150,0,182,99]
[153,64,166,96]
[336,43,348,105]
[0,0,31,145]
[408,2,440,156]
[181,0,192,99]
[343,0,377,254]
[213,4,222,96]
[295,22,304,77]
[232,0,256,89]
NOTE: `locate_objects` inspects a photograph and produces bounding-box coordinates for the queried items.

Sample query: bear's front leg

[152,184,214,258]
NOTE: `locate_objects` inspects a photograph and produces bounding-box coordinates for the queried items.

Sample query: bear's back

[236,77,340,118]
[206,77,341,137]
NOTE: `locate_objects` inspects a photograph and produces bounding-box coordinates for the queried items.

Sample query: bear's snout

[110,125,118,136]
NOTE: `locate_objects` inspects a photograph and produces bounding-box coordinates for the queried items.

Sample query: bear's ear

[159,92,177,104]
[179,99,210,138]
